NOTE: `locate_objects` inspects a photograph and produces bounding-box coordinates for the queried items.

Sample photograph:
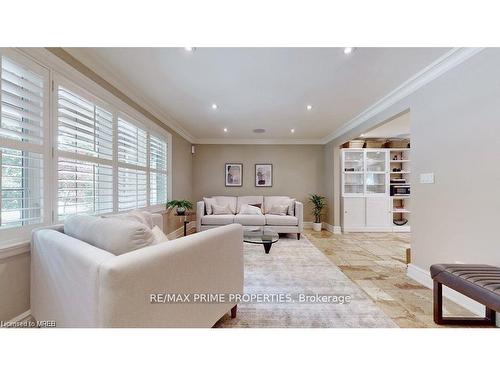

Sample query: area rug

[216,235,397,328]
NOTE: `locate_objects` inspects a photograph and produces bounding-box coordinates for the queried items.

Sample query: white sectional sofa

[196,196,303,239]
[31,213,244,328]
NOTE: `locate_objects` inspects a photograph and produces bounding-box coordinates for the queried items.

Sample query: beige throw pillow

[212,204,233,215]
[239,203,263,215]
[203,197,217,215]
[151,225,169,244]
[268,204,289,216]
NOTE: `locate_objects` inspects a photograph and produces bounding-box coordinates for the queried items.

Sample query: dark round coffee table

[243,227,279,254]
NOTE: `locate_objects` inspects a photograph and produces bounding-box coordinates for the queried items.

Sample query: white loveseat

[30,213,244,328]
[196,196,303,239]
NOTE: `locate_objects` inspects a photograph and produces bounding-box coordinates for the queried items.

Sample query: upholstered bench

[430,264,500,325]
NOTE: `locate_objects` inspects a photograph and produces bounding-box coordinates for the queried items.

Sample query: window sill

[0,241,30,259]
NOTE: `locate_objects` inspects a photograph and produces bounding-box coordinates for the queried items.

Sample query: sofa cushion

[239,204,263,215]
[106,210,154,229]
[236,196,263,213]
[264,196,291,214]
[212,204,233,215]
[64,215,155,255]
[213,196,237,214]
[265,214,299,226]
[268,204,289,216]
[234,214,266,226]
[151,225,169,244]
[201,214,235,225]
[203,197,218,215]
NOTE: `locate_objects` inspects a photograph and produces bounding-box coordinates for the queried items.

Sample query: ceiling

[65,47,450,143]
[360,111,410,139]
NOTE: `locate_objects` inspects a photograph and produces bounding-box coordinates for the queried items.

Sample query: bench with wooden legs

[430,264,500,326]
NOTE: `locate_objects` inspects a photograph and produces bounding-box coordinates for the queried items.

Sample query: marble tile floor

[304,229,489,328]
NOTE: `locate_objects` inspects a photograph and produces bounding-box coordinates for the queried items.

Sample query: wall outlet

[419,173,434,184]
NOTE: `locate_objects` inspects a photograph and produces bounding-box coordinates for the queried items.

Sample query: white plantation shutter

[118,167,147,211]
[56,82,114,219]
[0,53,48,230]
[118,118,147,167]
[149,134,168,205]
[117,116,149,211]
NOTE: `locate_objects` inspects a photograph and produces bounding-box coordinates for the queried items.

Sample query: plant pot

[312,222,322,232]
[176,207,186,215]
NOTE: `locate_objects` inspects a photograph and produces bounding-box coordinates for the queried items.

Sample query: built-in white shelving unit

[341,147,411,233]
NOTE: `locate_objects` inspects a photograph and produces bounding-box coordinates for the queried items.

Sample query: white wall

[325,48,500,271]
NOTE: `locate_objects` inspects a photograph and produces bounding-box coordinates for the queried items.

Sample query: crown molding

[61,48,195,143]
[320,47,484,144]
[194,138,324,145]
[57,47,483,146]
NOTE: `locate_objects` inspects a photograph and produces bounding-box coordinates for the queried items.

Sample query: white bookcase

[341,148,410,233]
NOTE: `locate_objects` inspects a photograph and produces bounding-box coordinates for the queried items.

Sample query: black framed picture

[225,163,243,187]
[255,164,273,187]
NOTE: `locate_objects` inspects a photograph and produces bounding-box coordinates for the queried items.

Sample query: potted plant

[309,194,326,232]
[166,200,193,215]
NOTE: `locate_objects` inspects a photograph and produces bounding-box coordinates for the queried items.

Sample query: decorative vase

[312,222,322,232]
[176,207,186,215]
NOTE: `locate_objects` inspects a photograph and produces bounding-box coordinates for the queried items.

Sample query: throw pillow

[268,204,289,216]
[203,197,217,215]
[239,203,263,215]
[287,199,296,216]
[65,215,155,255]
[212,204,232,215]
[151,225,169,244]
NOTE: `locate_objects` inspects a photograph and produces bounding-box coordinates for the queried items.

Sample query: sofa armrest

[31,229,115,327]
[151,213,163,229]
[196,200,205,232]
[98,223,244,327]
[295,201,304,232]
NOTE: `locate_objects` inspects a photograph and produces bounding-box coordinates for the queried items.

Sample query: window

[0,53,48,230]
[0,49,171,245]
[149,134,168,205]
[56,83,115,219]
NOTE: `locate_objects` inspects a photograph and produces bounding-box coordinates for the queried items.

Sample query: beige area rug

[216,235,397,328]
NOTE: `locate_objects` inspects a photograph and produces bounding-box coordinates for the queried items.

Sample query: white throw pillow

[151,225,169,244]
[288,199,296,216]
[239,203,263,215]
[64,215,155,255]
[203,197,217,215]
[212,204,232,215]
[268,204,289,216]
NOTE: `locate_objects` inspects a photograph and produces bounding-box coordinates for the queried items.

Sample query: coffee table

[243,227,279,254]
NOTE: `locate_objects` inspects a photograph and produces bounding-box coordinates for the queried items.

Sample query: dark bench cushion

[430,264,500,312]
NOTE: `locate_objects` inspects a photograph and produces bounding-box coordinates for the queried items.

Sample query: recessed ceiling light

[290,129,295,133]
[253,128,266,134]
[306,105,313,111]
[223,128,228,133]
[184,47,195,52]
[344,47,354,54]
[211,103,218,110]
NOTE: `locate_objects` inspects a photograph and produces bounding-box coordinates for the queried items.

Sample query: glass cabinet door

[343,150,364,195]
[366,151,386,172]
[343,151,364,172]
[365,151,387,194]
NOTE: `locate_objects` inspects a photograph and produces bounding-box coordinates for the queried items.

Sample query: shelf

[390,183,410,186]
[390,171,411,174]
[392,209,411,213]
[390,148,411,152]
[390,160,410,163]
[344,171,364,174]
[392,195,410,198]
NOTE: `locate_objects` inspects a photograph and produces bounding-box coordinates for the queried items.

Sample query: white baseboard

[407,264,486,317]
[9,309,31,323]
[321,223,342,234]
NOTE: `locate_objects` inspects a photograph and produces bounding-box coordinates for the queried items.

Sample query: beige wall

[324,48,500,271]
[192,144,324,222]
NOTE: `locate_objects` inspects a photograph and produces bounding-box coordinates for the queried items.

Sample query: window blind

[56,85,114,219]
[149,134,168,205]
[1,55,46,229]
[118,118,147,167]
[118,167,147,211]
